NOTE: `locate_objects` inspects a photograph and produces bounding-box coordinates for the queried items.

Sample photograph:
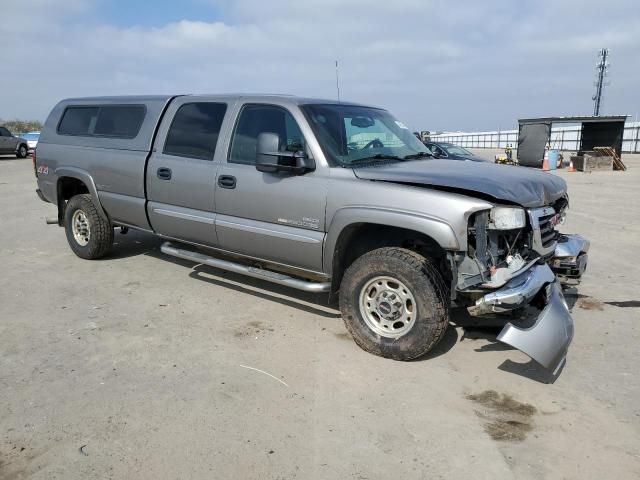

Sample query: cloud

[0,0,638,130]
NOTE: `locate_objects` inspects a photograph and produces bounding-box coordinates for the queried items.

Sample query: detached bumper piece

[551,234,590,285]
[497,281,573,374]
[468,263,574,374]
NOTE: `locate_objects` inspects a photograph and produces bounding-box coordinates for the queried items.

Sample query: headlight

[489,207,526,229]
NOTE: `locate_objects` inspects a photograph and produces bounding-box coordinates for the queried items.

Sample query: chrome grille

[528,207,558,256]
[538,213,558,248]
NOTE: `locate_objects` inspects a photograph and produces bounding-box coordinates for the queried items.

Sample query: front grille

[538,212,558,248]
[528,207,558,256]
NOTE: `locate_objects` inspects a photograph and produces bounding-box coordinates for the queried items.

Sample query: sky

[1,0,639,132]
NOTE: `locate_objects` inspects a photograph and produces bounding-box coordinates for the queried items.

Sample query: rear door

[146,98,230,246]
[213,102,327,272]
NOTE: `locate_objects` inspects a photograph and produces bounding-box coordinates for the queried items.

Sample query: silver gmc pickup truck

[34,94,589,374]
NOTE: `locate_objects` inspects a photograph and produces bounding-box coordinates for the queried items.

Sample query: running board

[160,242,331,293]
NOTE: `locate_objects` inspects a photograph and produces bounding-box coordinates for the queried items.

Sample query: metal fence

[430,122,640,153]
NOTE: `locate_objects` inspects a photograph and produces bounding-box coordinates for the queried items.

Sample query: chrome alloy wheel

[72,209,91,246]
[359,276,417,338]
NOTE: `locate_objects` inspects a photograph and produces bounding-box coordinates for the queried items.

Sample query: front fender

[323,206,460,274]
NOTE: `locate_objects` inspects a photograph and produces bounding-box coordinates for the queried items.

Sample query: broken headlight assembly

[459,208,533,290]
[489,206,526,230]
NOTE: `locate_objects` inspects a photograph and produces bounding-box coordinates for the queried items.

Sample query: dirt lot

[1,153,639,479]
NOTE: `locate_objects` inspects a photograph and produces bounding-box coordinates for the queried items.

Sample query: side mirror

[256,132,315,174]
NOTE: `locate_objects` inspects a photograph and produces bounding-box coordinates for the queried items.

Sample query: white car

[21,131,40,153]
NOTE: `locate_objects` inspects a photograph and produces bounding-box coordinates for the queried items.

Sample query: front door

[146,100,229,246]
[214,103,327,272]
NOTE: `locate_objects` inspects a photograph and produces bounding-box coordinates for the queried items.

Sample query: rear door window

[57,105,145,138]
[163,102,228,160]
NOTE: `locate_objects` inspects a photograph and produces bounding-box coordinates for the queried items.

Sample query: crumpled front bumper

[551,234,590,285]
[467,263,574,374]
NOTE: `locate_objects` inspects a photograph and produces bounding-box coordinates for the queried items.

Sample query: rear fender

[55,167,108,224]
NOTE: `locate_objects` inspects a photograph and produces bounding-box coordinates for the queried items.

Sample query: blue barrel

[548,150,559,170]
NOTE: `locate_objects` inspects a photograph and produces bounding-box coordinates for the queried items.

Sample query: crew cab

[34,95,589,374]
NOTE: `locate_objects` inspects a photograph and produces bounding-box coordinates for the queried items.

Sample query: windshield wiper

[403,151,433,160]
[348,154,403,165]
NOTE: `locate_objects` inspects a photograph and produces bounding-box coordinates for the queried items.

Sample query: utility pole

[335,60,341,102]
[592,48,610,116]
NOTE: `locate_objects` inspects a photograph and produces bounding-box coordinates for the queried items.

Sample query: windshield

[301,104,431,166]
[442,145,472,156]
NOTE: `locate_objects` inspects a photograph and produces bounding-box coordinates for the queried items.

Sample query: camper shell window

[57,105,146,138]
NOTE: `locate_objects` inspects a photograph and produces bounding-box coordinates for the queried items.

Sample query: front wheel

[339,247,449,361]
[64,194,114,259]
[16,144,28,158]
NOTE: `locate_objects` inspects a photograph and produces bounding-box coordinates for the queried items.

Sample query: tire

[64,194,113,259]
[339,247,449,361]
[16,144,28,158]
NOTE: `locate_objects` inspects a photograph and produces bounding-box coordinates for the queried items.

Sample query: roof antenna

[335,60,341,102]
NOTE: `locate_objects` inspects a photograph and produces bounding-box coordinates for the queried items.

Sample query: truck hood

[352,159,567,208]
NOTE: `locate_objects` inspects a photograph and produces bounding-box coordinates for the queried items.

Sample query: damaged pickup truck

[34,94,588,374]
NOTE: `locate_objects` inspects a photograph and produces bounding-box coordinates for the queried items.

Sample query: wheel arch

[55,167,108,226]
[325,208,459,295]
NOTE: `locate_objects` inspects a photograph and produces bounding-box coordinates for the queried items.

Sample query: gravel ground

[1,153,639,479]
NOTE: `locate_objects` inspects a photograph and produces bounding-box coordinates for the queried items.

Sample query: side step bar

[160,242,331,293]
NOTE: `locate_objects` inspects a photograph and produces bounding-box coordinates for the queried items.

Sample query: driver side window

[229,104,305,165]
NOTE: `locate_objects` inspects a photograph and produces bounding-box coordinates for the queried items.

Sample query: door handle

[218,175,236,189]
[157,167,172,180]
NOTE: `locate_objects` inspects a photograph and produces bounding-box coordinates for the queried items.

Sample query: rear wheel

[16,144,28,158]
[339,247,449,361]
[64,194,113,259]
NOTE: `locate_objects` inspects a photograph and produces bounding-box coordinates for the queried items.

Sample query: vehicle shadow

[187,263,341,319]
[451,306,511,350]
[109,234,464,361]
[109,233,460,355]
[105,229,163,260]
[562,286,586,311]
[411,324,459,361]
[498,358,561,384]
[105,233,559,379]
[106,231,339,317]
